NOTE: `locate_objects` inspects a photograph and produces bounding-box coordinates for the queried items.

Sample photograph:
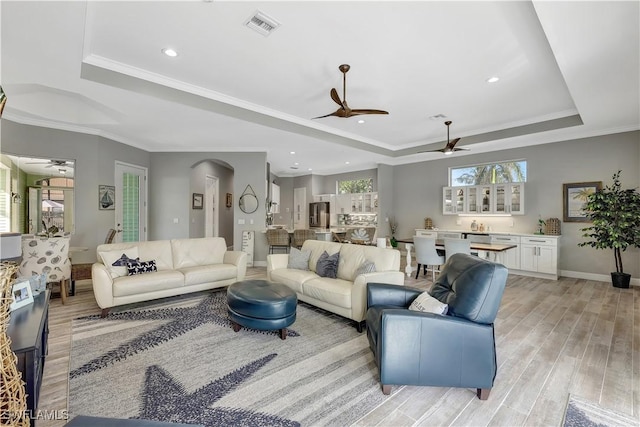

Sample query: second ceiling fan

[421,121,469,155]
[313,64,389,119]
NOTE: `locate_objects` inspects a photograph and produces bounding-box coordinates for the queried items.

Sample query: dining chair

[413,236,445,281]
[444,238,472,263]
[292,229,316,249]
[18,236,71,304]
[105,228,117,244]
[266,228,290,254]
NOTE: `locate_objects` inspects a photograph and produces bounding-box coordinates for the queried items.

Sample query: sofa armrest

[351,272,405,322]
[376,309,496,388]
[366,282,423,310]
[91,263,114,309]
[224,251,247,281]
[266,254,289,280]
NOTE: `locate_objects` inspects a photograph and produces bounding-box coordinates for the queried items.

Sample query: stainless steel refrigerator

[309,202,330,229]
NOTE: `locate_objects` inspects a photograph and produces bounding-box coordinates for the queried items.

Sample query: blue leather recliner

[366,253,508,400]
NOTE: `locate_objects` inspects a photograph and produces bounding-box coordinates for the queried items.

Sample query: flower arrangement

[388,217,398,248]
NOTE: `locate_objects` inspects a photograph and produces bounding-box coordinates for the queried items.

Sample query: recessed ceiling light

[161,48,178,57]
[308,168,312,171]
[290,151,295,155]
[358,119,365,124]
[486,76,500,83]
[294,162,299,166]
[345,161,350,165]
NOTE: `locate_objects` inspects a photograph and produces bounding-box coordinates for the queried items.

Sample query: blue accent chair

[366,253,508,400]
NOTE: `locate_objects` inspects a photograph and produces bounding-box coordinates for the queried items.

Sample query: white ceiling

[1,1,638,176]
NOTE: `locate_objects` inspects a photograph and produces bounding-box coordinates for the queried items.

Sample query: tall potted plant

[578,171,640,288]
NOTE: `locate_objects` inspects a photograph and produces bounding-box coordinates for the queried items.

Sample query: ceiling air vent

[245,11,280,37]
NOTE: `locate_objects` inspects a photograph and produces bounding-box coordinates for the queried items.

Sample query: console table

[7,289,51,421]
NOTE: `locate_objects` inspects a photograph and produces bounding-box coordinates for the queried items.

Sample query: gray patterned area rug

[68,291,396,426]
[563,394,639,427]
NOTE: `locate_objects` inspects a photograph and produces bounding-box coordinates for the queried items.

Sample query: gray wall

[189,160,234,245]
[3,119,639,279]
[389,131,640,279]
[1,120,151,263]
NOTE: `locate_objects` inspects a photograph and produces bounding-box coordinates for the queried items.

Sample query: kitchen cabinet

[490,235,520,269]
[335,194,352,214]
[270,183,280,213]
[443,187,466,214]
[520,236,558,278]
[444,183,525,215]
[493,183,524,215]
[414,229,438,238]
[349,192,378,214]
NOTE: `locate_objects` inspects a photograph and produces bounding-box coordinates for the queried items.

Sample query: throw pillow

[316,250,339,279]
[99,248,140,278]
[127,260,157,276]
[287,247,311,270]
[353,260,376,280]
[111,253,140,267]
[408,291,448,315]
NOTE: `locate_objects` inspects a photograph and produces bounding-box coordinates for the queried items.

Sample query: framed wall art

[192,193,203,210]
[226,193,233,208]
[98,185,115,210]
[563,181,602,222]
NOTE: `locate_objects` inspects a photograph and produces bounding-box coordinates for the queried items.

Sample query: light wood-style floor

[35,268,639,426]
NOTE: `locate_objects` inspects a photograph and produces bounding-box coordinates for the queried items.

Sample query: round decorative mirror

[239,185,259,213]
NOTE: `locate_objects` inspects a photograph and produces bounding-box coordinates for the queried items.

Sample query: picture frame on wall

[10,279,34,311]
[563,181,602,222]
[226,193,233,208]
[98,185,115,210]
[192,193,203,210]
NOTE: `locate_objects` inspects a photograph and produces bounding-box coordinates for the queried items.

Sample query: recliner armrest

[367,282,423,309]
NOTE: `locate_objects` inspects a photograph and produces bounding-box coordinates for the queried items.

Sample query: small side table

[70,263,92,296]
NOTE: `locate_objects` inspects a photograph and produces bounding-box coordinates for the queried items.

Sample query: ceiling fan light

[161,48,178,57]
[444,150,453,156]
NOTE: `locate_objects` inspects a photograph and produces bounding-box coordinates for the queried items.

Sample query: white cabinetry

[493,183,524,215]
[520,236,558,278]
[270,183,280,213]
[438,231,463,239]
[414,229,438,238]
[443,187,466,214]
[350,192,377,213]
[444,183,525,215]
[490,235,520,270]
[335,194,352,214]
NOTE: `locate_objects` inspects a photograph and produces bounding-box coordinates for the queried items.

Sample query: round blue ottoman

[227,279,297,340]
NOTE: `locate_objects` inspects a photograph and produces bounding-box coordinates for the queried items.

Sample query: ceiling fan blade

[444,137,461,151]
[312,110,343,119]
[348,109,389,116]
[330,88,343,108]
[453,147,471,152]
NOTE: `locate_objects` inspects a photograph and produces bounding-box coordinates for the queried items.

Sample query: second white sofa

[267,240,404,330]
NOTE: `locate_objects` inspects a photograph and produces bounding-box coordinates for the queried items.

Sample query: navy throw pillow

[316,250,339,279]
[112,253,140,267]
[127,260,157,276]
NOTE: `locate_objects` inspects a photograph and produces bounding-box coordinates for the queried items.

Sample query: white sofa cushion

[303,277,353,309]
[171,237,226,268]
[337,244,400,282]
[270,268,319,294]
[179,264,237,286]
[112,270,185,297]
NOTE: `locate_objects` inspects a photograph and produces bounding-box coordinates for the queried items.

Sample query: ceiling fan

[313,64,389,119]
[421,121,469,155]
[25,159,74,168]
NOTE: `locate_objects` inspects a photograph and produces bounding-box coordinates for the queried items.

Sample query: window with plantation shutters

[122,172,140,242]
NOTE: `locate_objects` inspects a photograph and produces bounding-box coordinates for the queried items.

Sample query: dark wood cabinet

[7,290,50,422]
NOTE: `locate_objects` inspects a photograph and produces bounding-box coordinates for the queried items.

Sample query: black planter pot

[611,272,631,288]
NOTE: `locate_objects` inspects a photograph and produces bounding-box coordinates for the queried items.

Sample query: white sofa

[92,237,247,316]
[267,240,404,330]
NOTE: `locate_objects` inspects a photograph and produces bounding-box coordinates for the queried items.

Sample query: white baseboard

[253,261,267,267]
[560,270,640,287]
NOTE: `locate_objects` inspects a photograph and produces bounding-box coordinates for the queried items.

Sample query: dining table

[394,237,518,278]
